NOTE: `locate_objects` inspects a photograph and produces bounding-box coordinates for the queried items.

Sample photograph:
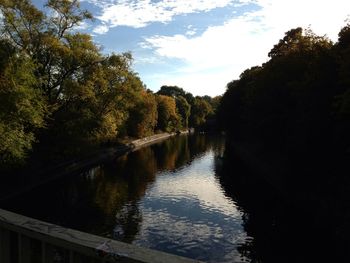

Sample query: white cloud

[141,0,350,96]
[93,24,109,34]
[74,21,90,31]
[91,0,235,33]
[186,30,197,36]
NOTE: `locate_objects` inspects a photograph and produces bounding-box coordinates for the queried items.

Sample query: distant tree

[127,91,158,138]
[176,96,191,128]
[184,92,195,105]
[156,95,181,132]
[157,85,186,98]
[211,96,222,113]
[189,97,213,127]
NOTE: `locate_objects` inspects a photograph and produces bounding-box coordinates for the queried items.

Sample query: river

[2,134,333,262]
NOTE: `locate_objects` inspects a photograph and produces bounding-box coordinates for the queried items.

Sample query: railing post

[0,228,11,263]
[18,233,22,263]
[42,242,46,263]
[69,250,73,263]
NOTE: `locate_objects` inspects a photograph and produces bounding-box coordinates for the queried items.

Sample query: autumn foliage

[0,0,215,169]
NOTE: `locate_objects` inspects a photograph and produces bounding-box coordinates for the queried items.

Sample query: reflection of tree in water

[174,136,191,168]
[214,143,340,263]
[5,134,228,246]
[188,134,207,157]
[113,201,142,243]
[152,134,210,172]
[100,134,224,242]
[91,147,158,242]
[152,135,189,171]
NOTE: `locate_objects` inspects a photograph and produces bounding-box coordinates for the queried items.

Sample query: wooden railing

[0,208,200,263]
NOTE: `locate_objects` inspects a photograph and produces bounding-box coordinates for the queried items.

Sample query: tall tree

[0,0,97,104]
[0,40,47,166]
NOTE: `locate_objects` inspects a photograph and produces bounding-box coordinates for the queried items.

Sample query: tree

[156,95,181,132]
[127,91,158,138]
[0,0,159,164]
[189,97,212,127]
[157,85,186,98]
[176,96,191,128]
[0,0,97,104]
[337,24,350,88]
[211,96,222,114]
[268,27,332,58]
[218,25,350,174]
[43,52,145,157]
[333,24,350,157]
[0,40,47,166]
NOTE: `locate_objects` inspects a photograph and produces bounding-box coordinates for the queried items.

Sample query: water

[3,134,337,262]
[3,134,251,262]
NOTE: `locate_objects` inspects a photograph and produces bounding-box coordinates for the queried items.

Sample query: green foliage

[43,52,145,157]
[0,0,96,103]
[0,0,148,165]
[0,42,47,166]
[268,27,332,58]
[157,85,193,128]
[0,0,219,169]
[176,96,191,128]
[209,96,222,113]
[127,91,158,138]
[157,85,186,97]
[156,85,216,129]
[156,95,181,132]
[189,97,213,127]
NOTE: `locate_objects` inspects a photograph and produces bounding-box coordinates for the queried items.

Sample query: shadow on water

[214,142,349,263]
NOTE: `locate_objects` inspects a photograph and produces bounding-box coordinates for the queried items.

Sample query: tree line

[218,25,350,184]
[0,0,218,170]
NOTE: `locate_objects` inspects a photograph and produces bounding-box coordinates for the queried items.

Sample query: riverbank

[0,131,190,202]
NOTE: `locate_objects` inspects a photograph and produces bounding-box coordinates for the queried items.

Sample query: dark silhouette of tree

[218,26,350,237]
[157,85,187,98]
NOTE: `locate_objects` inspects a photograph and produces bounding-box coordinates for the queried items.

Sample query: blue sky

[35,0,350,96]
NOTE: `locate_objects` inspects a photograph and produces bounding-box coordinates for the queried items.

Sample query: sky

[35,0,350,96]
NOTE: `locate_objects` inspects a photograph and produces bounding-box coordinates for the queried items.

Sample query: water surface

[5,134,252,262]
[5,134,338,262]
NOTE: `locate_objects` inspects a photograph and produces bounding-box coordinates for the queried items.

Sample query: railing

[0,208,200,263]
